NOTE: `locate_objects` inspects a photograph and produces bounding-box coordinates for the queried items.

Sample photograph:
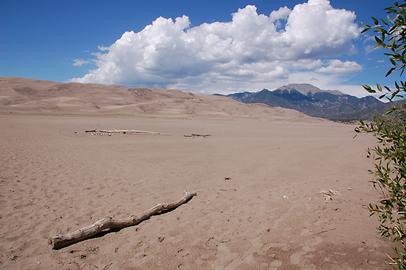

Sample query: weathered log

[184,133,211,138]
[85,129,164,135]
[99,129,162,135]
[49,191,197,249]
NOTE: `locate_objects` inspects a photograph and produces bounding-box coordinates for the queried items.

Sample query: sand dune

[0,77,312,121]
[0,78,389,269]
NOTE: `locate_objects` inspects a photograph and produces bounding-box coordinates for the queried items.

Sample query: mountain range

[0,77,313,121]
[220,84,400,121]
[2,78,402,122]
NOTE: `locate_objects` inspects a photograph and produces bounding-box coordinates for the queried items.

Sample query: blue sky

[1,0,396,96]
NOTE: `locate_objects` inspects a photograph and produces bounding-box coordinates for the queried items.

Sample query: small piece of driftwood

[49,192,197,249]
[184,133,211,138]
[85,129,165,135]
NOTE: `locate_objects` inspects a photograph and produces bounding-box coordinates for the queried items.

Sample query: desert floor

[0,114,390,269]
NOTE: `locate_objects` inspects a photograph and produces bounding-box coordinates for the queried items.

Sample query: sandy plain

[0,77,390,269]
[0,112,389,270]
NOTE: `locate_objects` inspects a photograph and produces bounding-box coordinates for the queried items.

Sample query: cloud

[72,0,361,94]
[317,60,362,74]
[72,58,91,67]
[270,7,291,22]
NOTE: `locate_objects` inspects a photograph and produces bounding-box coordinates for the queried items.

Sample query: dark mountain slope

[223,84,397,121]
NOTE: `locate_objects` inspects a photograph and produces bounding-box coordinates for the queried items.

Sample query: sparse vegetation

[355,1,406,269]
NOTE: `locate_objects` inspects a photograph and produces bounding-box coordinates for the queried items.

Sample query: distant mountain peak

[277,84,321,94]
[277,83,343,95]
[225,84,395,121]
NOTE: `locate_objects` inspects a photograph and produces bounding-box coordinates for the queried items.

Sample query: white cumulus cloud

[317,60,362,74]
[72,0,362,94]
[270,7,291,22]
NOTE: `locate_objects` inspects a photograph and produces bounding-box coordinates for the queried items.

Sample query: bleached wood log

[49,192,197,249]
[85,129,164,135]
[99,129,161,135]
[184,133,211,138]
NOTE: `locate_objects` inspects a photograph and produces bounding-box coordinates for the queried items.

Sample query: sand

[0,77,313,121]
[0,77,390,269]
[0,113,389,270]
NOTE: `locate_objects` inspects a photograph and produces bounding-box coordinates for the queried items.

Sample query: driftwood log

[49,192,197,249]
[85,129,165,135]
[184,133,211,138]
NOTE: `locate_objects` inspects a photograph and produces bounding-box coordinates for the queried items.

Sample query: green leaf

[381,18,389,26]
[363,85,376,93]
[386,67,396,77]
[361,26,371,33]
[375,36,384,46]
[372,16,379,25]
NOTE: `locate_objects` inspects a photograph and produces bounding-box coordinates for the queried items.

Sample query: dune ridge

[0,77,316,121]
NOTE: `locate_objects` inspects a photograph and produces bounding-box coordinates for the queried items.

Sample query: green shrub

[356,108,406,268]
[355,1,406,269]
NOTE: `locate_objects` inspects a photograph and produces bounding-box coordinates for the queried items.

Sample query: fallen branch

[49,191,197,249]
[312,227,337,235]
[184,133,211,138]
[85,129,166,135]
